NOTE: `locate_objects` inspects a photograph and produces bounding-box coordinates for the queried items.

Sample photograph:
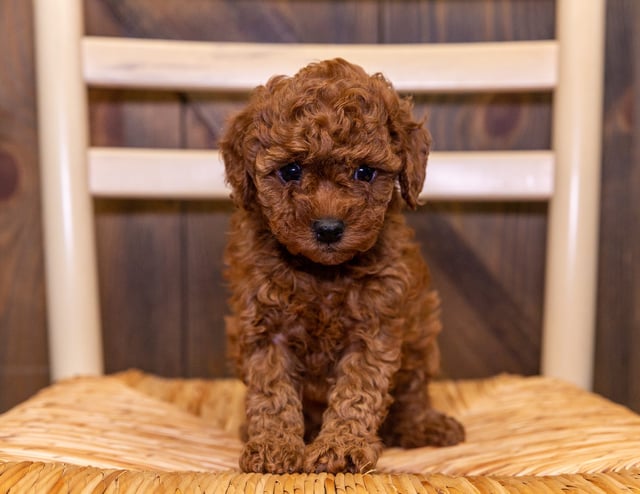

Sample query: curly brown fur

[220,58,464,474]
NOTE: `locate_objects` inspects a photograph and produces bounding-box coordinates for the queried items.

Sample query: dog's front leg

[241,339,305,473]
[303,333,401,473]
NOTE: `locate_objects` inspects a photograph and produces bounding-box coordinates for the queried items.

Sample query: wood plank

[94,199,185,376]
[84,0,379,44]
[181,202,232,378]
[0,0,50,411]
[87,148,554,201]
[630,0,640,413]
[381,0,555,44]
[593,0,640,411]
[410,204,544,378]
[83,37,558,93]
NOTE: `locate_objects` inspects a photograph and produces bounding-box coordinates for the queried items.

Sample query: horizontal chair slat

[425,151,554,200]
[83,37,558,93]
[88,148,554,201]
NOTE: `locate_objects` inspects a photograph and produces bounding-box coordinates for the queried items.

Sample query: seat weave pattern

[1,371,639,492]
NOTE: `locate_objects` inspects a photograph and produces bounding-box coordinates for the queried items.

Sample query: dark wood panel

[0,0,50,412]
[409,203,546,378]
[381,0,554,43]
[632,1,640,412]
[593,0,640,411]
[95,199,185,375]
[85,0,379,43]
[182,202,231,377]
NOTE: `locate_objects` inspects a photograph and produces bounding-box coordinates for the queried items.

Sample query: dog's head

[220,58,430,265]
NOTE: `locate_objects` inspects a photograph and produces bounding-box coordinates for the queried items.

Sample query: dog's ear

[219,107,258,210]
[390,98,431,210]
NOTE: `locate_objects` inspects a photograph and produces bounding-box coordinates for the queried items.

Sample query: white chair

[33,0,605,390]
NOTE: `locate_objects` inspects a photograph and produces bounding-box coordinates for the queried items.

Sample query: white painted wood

[33,0,104,380]
[88,148,553,201]
[542,0,606,390]
[83,37,558,93]
[425,151,554,201]
[89,148,229,199]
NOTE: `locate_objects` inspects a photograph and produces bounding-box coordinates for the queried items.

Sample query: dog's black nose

[313,219,345,244]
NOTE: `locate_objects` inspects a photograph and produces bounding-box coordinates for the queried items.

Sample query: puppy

[220,58,464,474]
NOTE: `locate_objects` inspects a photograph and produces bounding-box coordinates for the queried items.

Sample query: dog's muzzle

[313,219,345,245]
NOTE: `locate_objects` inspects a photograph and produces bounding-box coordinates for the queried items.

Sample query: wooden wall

[0,0,49,409]
[0,0,638,413]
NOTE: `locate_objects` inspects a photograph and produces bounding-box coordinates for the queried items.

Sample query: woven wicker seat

[1,372,640,493]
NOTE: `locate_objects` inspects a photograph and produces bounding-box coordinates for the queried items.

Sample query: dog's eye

[278,162,302,183]
[354,165,376,183]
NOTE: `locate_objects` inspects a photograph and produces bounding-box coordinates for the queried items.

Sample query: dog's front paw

[240,436,305,473]
[303,436,381,473]
[395,410,465,448]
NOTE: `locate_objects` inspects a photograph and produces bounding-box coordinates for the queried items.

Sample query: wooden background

[0,0,638,413]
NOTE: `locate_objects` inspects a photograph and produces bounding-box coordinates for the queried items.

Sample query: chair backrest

[32,0,605,389]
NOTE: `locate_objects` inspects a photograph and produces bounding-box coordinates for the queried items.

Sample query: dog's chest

[283,280,357,377]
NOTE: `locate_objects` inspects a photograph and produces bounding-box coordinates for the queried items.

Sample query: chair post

[542,0,606,389]
[33,0,104,380]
